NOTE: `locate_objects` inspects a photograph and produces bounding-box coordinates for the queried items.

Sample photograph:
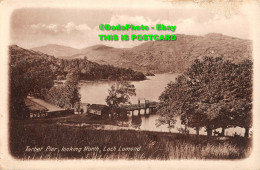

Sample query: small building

[88,104,110,118]
[25,97,74,119]
[25,99,48,118]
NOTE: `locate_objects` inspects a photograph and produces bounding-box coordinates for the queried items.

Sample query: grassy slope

[9,116,252,160]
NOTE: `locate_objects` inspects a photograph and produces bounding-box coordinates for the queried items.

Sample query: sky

[10,5,251,49]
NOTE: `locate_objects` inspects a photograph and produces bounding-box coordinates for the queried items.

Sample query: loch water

[79,74,247,136]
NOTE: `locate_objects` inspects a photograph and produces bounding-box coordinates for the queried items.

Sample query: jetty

[121,100,159,116]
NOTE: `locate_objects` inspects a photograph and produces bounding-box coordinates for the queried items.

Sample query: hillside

[11,44,54,59]
[32,33,252,73]
[10,45,146,81]
[32,44,80,57]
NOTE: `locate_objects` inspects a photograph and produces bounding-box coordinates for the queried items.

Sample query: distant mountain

[71,45,126,65]
[31,44,80,57]
[32,33,252,73]
[10,45,55,60]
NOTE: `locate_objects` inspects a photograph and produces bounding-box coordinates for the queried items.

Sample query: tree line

[56,57,146,81]
[157,57,252,137]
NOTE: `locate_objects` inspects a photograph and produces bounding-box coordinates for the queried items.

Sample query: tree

[45,83,81,109]
[105,81,136,108]
[157,56,252,137]
[157,67,217,136]
[45,72,81,109]
[156,75,190,130]
[228,60,252,137]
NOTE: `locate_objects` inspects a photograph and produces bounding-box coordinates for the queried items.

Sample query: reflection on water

[79,74,247,136]
[131,115,142,129]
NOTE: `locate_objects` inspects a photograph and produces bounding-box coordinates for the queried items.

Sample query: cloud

[63,22,91,33]
[30,22,91,34]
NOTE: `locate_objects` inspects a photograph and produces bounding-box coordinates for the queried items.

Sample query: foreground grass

[9,121,251,160]
[15,114,112,125]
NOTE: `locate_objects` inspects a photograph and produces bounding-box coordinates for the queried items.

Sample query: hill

[31,44,80,58]
[32,33,252,73]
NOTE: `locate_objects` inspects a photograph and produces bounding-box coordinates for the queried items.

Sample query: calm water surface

[79,74,247,136]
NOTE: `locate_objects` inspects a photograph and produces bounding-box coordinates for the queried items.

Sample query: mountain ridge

[32,44,80,57]
[31,33,252,73]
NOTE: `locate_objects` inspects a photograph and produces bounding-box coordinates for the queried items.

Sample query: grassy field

[9,117,252,160]
[14,114,114,125]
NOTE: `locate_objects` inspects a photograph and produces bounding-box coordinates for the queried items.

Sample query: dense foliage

[157,57,252,137]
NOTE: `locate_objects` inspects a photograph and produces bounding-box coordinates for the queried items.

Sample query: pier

[121,100,159,116]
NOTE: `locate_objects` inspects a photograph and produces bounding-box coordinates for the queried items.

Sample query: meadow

[9,118,252,160]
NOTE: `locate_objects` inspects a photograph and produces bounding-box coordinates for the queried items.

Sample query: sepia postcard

[0,0,260,169]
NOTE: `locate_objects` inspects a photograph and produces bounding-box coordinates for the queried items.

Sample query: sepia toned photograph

[1,0,260,169]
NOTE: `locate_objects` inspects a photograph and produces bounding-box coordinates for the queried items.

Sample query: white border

[0,0,260,169]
